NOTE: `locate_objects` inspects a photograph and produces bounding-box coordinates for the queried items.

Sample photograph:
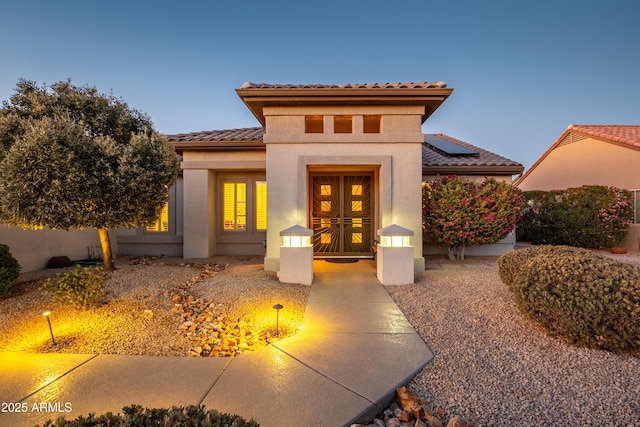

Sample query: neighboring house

[117,82,523,269]
[515,124,640,251]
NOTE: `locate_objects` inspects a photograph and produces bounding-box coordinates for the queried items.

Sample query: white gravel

[386,255,640,427]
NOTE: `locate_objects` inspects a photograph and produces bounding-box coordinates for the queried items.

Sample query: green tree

[0,79,179,270]
[423,175,524,260]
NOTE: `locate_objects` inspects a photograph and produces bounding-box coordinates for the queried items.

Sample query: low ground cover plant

[517,186,633,248]
[0,243,21,295]
[41,265,109,309]
[499,246,640,353]
[38,404,259,426]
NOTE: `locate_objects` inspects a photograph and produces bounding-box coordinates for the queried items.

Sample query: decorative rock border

[352,387,477,427]
[164,263,274,357]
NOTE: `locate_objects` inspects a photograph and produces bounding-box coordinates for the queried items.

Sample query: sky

[1,0,639,170]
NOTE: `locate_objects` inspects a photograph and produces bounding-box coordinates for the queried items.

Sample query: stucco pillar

[182,169,214,258]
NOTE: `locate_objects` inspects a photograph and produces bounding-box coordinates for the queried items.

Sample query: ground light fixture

[42,309,57,346]
[272,303,284,337]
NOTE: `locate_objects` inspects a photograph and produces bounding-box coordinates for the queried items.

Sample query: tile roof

[568,125,640,148]
[514,124,640,186]
[166,127,263,142]
[167,127,522,175]
[422,134,523,174]
[240,82,449,89]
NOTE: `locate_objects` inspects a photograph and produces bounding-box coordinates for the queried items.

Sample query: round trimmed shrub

[0,243,21,295]
[499,246,640,353]
[498,245,600,291]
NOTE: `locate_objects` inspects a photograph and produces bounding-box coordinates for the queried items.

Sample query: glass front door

[311,173,373,257]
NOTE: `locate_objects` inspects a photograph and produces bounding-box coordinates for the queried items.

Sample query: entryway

[310,173,374,258]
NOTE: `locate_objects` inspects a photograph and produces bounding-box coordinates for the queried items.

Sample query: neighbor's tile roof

[422,134,523,174]
[240,82,449,89]
[568,125,640,148]
[514,124,640,186]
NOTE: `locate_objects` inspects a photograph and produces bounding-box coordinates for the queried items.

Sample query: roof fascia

[424,165,524,175]
[170,141,265,153]
[236,87,453,126]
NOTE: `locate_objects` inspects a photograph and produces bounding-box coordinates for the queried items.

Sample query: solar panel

[424,135,479,156]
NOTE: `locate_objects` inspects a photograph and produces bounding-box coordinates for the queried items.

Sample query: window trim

[218,175,267,236]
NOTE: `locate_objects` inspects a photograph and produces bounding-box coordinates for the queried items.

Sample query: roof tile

[167,127,263,142]
[166,127,522,173]
[240,81,448,90]
[568,125,640,147]
[422,134,522,169]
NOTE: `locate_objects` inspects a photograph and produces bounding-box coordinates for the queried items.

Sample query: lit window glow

[146,202,169,232]
[256,181,267,230]
[224,182,247,230]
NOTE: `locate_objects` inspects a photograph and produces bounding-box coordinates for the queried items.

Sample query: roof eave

[236,88,454,126]
[170,141,265,153]
[423,165,524,176]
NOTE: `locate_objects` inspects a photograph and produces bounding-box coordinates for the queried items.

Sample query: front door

[311,173,373,257]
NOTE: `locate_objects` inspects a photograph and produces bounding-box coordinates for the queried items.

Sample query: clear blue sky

[1,0,639,170]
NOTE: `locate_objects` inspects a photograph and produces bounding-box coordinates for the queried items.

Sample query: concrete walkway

[0,261,433,427]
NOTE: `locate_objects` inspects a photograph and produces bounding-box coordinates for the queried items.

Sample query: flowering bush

[423,175,524,260]
[517,186,633,248]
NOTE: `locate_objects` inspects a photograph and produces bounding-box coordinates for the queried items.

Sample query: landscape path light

[42,309,57,346]
[272,303,284,337]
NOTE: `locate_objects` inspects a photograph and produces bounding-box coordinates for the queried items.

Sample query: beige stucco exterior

[517,132,640,252]
[0,225,103,272]
[181,151,266,258]
[263,106,426,272]
[517,137,640,191]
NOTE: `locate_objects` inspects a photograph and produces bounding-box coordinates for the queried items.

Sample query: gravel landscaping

[386,253,640,427]
[2,251,638,426]
[0,256,309,356]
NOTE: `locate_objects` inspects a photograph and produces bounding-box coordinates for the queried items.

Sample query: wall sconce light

[272,303,284,337]
[42,309,57,346]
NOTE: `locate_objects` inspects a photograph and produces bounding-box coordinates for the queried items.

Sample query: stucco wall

[517,138,640,191]
[180,151,267,258]
[117,178,185,257]
[263,105,426,272]
[0,225,103,273]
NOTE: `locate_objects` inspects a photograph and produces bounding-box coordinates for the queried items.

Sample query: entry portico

[188,82,453,273]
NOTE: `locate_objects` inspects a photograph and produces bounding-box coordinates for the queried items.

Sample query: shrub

[498,245,599,290]
[423,175,524,260]
[0,243,21,295]
[41,265,108,309]
[38,404,260,426]
[517,186,633,248]
[499,246,640,353]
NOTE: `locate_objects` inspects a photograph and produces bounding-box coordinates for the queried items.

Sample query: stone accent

[164,262,275,357]
[352,387,478,427]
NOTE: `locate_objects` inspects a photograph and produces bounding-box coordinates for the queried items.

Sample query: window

[221,178,267,233]
[363,115,381,133]
[633,189,640,224]
[334,115,352,133]
[305,115,323,133]
[223,182,247,230]
[146,202,169,232]
[256,181,267,230]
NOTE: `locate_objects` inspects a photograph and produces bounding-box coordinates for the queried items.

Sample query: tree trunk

[98,228,115,271]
